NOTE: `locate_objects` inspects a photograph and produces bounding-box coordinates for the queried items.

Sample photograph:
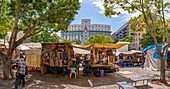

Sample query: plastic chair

[70,68,78,78]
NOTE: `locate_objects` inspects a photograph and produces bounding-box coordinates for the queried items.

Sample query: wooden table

[130,76,152,86]
[117,82,136,89]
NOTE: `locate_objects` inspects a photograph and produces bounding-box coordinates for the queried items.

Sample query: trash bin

[100,69,104,76]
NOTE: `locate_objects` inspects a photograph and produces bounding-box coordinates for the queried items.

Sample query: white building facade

[61,19,111,45]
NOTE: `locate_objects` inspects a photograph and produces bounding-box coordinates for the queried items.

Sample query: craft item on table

[44,44,47,48]
[55,52,57,57]
[59,60,63,66]
[57,59,60,66]
[52,44,55,49]
[47,44,50,49]
[44,59,49,65]
[55,44,59,49]
[50,59,54,66]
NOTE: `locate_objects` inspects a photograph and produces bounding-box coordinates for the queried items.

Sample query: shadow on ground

[25,70,132,88]
[135,85,152,89]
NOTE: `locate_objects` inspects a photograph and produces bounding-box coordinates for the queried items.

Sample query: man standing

[82,61,91,76]
[14,54,26,89]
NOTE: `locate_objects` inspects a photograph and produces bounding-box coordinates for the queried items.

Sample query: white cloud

[92,0,130,18]
[92,0,141,20]
[79,0,83,3]
[92,0,169,21]
[92,1,104,13]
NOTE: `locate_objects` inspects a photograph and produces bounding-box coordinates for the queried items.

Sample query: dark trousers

[14,73,25,89]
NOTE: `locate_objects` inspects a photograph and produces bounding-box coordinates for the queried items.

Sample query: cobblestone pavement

[0,66,170,89]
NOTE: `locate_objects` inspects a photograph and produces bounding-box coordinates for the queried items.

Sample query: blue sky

[71,0,128,33]
[57,0,142,36]
[56,0,170,37]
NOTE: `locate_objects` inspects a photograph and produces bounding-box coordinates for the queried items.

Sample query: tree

[31,31,59,43]
[61,39,76,44]
[76,39,81,45]
[0,0,81,79]
[119,36,134,50]
[113,38,119,44]
[83,34,113,45]
[83,42,90,45]
[104,0,170,83]
[119,36,134,43]
[140,29,164,48]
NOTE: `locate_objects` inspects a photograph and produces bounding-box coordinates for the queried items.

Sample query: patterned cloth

[18,58,26,75]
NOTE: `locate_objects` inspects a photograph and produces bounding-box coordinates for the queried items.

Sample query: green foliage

[76,40,81,45]
[140,24,170,48]
[83,34,113,45]
[0,0,81,39]
[104,0,170,44]
[119,36,134,43]
[0,16,14,39]
[83,42,90,45]
[31,31,58,43]
[113,38,119,44]
[61,39,76,44]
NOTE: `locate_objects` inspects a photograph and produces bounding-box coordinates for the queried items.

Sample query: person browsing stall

[14,54,27,89]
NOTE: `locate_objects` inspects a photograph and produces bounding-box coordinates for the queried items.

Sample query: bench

[117,82,136,89]
[130,76,152,86]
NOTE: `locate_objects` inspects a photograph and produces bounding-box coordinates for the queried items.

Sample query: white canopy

[114,50,142,56]
[17,45,30,50]
[73,47,90,54]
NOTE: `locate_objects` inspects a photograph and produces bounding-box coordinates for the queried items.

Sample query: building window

[138,33,140,36]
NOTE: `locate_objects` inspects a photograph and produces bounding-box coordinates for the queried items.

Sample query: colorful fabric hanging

[37,54,41,68]
[34,54,37,67]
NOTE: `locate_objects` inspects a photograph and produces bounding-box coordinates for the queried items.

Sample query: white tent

[144,49,160,71]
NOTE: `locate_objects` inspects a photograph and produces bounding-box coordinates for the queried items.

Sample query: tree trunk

[160,55,166,83]
[1,55,14,79]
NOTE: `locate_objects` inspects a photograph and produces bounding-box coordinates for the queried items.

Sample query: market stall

[89,43,127,76]
[115,50,143,67]
[41,42,74,74]
[19,43,42,71]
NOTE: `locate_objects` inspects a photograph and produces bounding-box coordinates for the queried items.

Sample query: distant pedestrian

[76,56,80,73]
[14,54,27,89]
[84,54,87,61]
